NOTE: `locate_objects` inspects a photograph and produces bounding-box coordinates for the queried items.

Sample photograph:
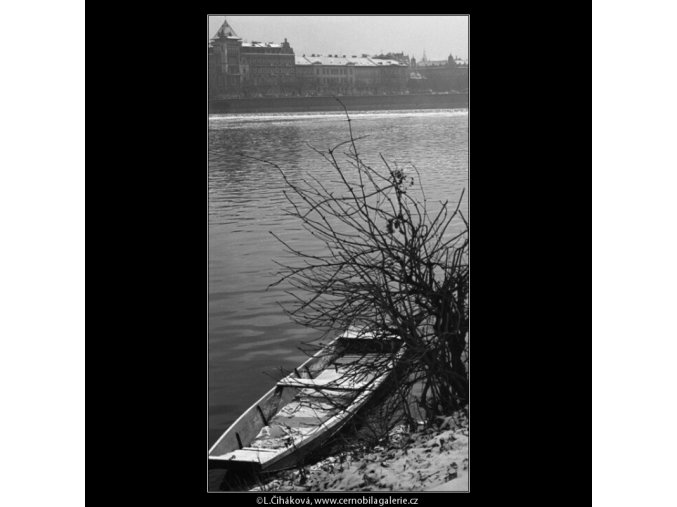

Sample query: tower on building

[213,17,239,39]
[209,17,242,98]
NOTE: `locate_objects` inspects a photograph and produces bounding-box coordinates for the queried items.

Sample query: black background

[85,6,590,503]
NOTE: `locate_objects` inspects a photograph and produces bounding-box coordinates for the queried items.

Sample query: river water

[208,109,468,464]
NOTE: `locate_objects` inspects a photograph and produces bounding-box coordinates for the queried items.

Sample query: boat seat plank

[297,388,356,399]
[277,376,373,391]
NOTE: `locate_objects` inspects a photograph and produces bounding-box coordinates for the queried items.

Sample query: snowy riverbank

[250,410,468,492]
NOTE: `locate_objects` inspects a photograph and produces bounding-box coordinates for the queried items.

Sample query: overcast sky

[208,15,468,61]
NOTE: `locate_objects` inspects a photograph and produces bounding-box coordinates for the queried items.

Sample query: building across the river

[294,54,407,96]
[208,18,465,98]
[411,54,469,93]
[208,19,243,98]
[239,39,296,97]
[208,19,296,98]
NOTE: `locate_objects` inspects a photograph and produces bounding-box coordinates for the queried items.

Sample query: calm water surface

[208,109,468,459]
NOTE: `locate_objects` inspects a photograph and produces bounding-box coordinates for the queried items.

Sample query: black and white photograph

[9,3,677,506]
[11,2,677,506]
[207,15,469,492]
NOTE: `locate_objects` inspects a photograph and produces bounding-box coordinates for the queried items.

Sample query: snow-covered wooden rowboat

[208,328,404,472]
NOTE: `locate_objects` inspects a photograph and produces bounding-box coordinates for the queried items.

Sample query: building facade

[209,18,296,98]
[294,55,408,96]
[240,39,296,97]
[208,19,242,98]
[413,54,469,92]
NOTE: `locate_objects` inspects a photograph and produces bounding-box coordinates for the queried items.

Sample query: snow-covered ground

[250,412,469,492]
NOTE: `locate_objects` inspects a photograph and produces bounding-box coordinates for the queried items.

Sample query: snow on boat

[208,327,404,472]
